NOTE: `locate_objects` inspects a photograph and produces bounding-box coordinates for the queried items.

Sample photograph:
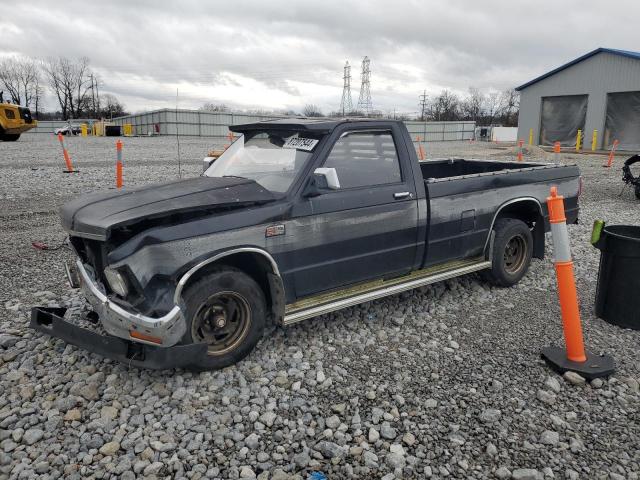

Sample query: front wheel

[483,218,533,287]
[180,266,266,370]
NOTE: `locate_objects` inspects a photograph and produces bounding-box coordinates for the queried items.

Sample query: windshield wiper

[222,175,249,180]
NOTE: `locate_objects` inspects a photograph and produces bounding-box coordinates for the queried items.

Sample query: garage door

[540,95,588,146]
[604,91,640,150]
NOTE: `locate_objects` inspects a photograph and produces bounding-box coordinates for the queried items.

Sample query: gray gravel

[1,134,639,479]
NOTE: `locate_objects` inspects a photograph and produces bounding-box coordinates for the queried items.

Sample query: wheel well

[180,252,284,324]
[493,199,545,259]
[495,200,541,226]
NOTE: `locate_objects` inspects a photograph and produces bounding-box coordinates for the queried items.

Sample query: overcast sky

[1,0,638,115]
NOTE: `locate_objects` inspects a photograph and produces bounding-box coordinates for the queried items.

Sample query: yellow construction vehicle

[0,96,37,141]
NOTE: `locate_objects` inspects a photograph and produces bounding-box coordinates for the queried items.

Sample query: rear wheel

[180,266,266,370]
[1,133,20,141]
[483,218,533,287]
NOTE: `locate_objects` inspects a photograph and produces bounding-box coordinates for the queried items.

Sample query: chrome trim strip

[482,197,543,254]
[76,259,181,329]
[174,247,281,304]
[282,260,491,325]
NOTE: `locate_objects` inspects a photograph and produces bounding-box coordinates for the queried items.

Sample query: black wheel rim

[191,291,251,356]
[504,234,526,274]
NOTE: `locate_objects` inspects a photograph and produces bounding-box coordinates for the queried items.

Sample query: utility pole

[356,56,372,115]
[419,90,428,121]
[339,61,353,116]
[95,75,100,118]
[90,73,96,117]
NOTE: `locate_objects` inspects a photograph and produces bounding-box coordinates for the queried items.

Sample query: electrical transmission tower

[356,56,372,115]
[419,90,428,121]
[339,61,353,116]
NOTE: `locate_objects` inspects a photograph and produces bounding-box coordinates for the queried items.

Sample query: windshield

[204,130,322,194]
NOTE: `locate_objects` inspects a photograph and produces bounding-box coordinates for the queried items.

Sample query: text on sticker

[282,137,319,151]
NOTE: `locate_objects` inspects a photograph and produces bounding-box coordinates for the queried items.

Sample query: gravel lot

[1,134,639,480]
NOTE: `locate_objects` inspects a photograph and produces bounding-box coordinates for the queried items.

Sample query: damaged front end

[30,249,207,369]
[30,307,207,370]
[30,174,281,369]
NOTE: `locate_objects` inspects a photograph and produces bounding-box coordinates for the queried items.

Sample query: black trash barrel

[594,225,640,329]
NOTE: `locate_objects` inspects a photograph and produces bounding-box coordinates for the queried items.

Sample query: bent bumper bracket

[30,306,207,370]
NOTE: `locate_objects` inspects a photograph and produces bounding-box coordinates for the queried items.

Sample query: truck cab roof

[230,117,403,134]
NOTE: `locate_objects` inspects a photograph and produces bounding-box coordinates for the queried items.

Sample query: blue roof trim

[515,48,640,91]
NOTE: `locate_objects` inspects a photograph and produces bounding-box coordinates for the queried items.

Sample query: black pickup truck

[31,119,581,370]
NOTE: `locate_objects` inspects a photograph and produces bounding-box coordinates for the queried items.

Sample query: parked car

[54,124,83,136]
[31,118,581,370]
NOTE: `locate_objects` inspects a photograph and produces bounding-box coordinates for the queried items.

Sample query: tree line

[423,88,519,126]
[295,88,519,126]
[0,56,127,120]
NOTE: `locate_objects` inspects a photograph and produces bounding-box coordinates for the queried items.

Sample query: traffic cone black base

[541,346,615,380]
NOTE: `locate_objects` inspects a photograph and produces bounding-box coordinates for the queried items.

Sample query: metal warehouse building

[516,48,640,150]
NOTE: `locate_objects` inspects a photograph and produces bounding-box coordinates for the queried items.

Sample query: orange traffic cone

[541,187,614,379]
[116,140,123,189]
[57,133,78,173]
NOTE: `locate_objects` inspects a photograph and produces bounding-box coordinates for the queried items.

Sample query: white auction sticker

[282,137,319,151]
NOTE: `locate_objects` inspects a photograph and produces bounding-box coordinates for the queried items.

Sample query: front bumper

[4,121,37,135]
[74,259,186,347]
[30,307,207,370]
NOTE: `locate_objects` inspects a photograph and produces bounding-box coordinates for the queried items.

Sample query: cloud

[1,0,638,114]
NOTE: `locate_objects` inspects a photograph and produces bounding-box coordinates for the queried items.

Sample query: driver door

[288,125,419,298]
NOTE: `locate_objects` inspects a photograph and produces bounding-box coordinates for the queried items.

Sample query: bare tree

[18,58,39,108]
[43,56,92,119]
[100,93,127,118]
[0,57,41,108]
[0,58,21,104]
[483,92,503,126]
[461,87,485,122]
[498,89,519,126]
[32,74,44,118]
[302,104,323,117]
[429,90,460,121]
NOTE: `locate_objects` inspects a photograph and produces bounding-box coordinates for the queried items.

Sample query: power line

[356,56,372,115]
[339,61,352,116]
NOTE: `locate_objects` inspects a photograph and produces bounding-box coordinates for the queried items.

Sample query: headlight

[104,268,128,297]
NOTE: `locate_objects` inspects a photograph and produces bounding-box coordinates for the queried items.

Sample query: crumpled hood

[61,176,275,240]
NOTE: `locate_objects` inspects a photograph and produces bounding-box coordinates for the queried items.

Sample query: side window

[322,131,402,189]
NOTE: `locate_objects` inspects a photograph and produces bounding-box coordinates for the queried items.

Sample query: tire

[180,266,266,370]
[635,185,640,200]
[1,133,20,141]
[483,218,533,287]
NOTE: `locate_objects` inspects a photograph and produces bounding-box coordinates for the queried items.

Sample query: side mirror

[314,168,340,189]
[303,168,341,197]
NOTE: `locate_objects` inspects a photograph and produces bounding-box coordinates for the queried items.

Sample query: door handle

[393,191,412,199]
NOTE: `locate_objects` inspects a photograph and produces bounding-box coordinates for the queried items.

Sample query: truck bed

[420,158,548,180]
[418,157,580,268]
